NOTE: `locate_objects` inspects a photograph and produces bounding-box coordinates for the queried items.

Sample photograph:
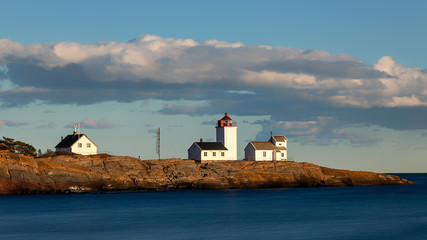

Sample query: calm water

[0,173,426,240]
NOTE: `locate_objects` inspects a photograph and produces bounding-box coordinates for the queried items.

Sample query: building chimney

[200,138,203,142]
[61,136,63,141]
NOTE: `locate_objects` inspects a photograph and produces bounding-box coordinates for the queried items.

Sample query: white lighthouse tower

[216,113,238,160]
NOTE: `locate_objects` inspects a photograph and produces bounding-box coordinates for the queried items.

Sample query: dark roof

[55,134,85,148]
[195,142,228,150]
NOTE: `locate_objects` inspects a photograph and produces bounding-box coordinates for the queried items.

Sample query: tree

[0,137,15,152]
[15,141,37,157]
[0,137,37,157]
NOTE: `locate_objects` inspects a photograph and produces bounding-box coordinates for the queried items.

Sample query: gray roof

[271,136,287,142]
[250,141,287,151]
[250,141,276,150]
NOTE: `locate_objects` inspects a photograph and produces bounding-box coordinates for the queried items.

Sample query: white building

[244,136,287,161]
[188,113,238,161]
[188,141,229,161]
[55,129,98,155]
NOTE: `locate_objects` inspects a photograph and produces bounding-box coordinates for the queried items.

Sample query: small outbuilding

[55,129,98,155]
[244,136,287,161]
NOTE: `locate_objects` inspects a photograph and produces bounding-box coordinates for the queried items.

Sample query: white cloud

[1,34,427,134]
[387,95,427,107]
[1,34,425,109]
[241,70,317,89]
[203,39,244,48]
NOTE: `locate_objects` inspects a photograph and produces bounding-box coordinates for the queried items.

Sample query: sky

[1,0,427,172]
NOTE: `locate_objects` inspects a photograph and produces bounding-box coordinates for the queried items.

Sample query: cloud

[39,122,56,129]
[334,129,381,147]
[4,35,425,108]
[66,118,114,129]
[1,34,427,144]
[82,118,113,129]
[159,103,206,115]
[255,116,381,147]
[0,120,29,128]
[201,119,217,125]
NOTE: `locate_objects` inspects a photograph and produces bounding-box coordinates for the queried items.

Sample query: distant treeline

[0,137,74,158]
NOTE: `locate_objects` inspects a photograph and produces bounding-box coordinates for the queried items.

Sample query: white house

[188,141,229,161]
[188,113,238,161]
[244,136,287,161]
[55,129,98,155]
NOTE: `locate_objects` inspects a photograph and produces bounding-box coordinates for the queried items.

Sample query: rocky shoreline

[0,150,413,194]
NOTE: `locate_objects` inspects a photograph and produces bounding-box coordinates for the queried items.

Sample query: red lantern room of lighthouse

[217,112,233,127]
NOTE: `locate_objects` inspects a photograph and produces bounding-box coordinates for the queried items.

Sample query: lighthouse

[216,113,238,160]
[187,113,238,161]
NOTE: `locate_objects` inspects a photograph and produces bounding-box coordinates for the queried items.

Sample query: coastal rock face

[0,150,413,194]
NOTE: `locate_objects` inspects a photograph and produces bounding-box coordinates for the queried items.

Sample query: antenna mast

[156,127,160,160]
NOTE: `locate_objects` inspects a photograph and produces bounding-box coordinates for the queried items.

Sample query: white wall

[254,149,274,161]
[275,150,287,161]
[272,138,287,148]
[244,141,287,161]
[70,136,97,155]
[200,150,229,161]
[188,143,229,161]
[216,126,237,160]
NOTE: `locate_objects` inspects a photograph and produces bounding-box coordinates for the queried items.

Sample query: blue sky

[1,0,426,172]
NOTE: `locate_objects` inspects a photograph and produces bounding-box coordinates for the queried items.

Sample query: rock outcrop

[0,150,413,194]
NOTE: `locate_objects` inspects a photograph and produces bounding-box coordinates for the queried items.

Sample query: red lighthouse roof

[221,112,232,121]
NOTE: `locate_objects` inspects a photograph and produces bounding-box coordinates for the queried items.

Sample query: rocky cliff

[0,150,413,194]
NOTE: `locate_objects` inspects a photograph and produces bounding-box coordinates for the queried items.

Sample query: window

[87,143,91,148]
[263,151,266,157]
[204,152,207,157]
[279,143,282,146]
[221,152,224,157]
[281,153,285,157]
[213,152,216,157]
[78,143,82,148]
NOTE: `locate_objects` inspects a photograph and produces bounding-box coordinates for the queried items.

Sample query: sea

[0,173,426,240]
